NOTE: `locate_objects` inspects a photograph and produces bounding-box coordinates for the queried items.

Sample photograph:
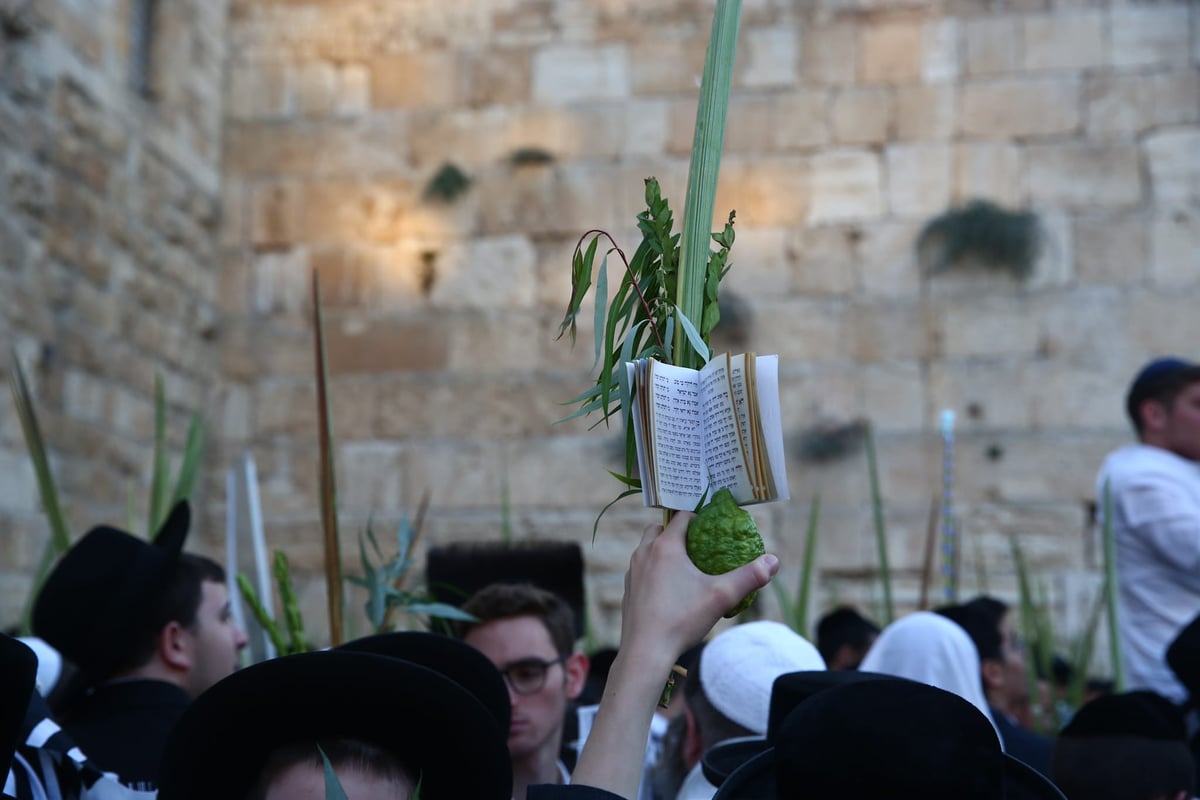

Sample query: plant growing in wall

[917,200,1042,278]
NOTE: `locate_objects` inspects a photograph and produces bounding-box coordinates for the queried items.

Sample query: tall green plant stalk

[773,494,820,635]
[674,0,741,371]
[1102,480,1125,691]
[312,272,345,646]
[1010,534,1053,734]
[865,423,894,625]
[148,373,205,535]
[10,354,72,634]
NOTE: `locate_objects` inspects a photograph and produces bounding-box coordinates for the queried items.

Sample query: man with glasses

[459,582,589,800]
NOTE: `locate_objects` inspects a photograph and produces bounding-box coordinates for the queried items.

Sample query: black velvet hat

[426,540,586,637]
[1168,611,1200,704]
[1061,690,1186,741]
[157,649,512,800]
[0,635,37,785]
[32,501,191,680]
[338,630,511,732]
[713,678,1066,800]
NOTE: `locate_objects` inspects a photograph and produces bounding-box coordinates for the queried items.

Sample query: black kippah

[1061,691,1186,741]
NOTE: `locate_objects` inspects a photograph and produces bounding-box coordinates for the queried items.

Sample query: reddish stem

[571,229,667,356]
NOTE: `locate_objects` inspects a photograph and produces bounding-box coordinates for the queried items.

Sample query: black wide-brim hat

[157,650,512,800]
[32,501,191,679]
[703,670,894,787]
[713,678,1066,800]
[338,630,511,732]
[0,635,37,784]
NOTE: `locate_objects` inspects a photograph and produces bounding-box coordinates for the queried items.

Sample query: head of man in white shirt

[1126,358,1200,461]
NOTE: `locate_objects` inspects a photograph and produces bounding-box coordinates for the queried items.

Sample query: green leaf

[319,745,350,800]
[865,423,894,625]
[148,373,171,535]
[606,470,642,489]
[236,573,288,654]
[1101,480,1125,692]
[274,549,309,654]
[399,601,478,622]
[591,253,608,371]
[171,413,205,506]
[591,488,642,543]
[673,305,712,365]
[795,494,821,638]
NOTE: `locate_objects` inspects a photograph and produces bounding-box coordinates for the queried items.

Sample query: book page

[699,354,755,503]
[646,360,707,510]
[626,360,655,507]
[754,355,789,501]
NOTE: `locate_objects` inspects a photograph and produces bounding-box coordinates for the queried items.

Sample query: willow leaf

[236,573,288,654]
[400,601,478,622]
[592,488,643,542]
[592,253,608,371]
[320,746,350,800]
[674,305,712,366]
[274,549,308,654]
[796,494,821,637]
[606,470,642,489]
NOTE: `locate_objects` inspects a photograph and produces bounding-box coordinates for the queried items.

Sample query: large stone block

[427,235,538,311]
[800,21,857,86]
[250,182,304,249]
[953,143,1021,206]
[445,311,554,374]
[862,363,926,433]
[787,225,860,295]
[1021,12,1104,72]
[885,143,953,218]
[929,360,1034,430]
[854,221,922,298]
[1023,143,1142,210]
[959,79,1080,138]
[706,157,808,227]
[1033,287,1135,368]
[1085,71,1200,139]
[753,298,849,365]
[629,35,707,96]
[830,87,894,146]
[1127,292,1200,356]
[1144,128,1200,209]
[467,47,533,107]
[1074,213,1149,286]
[370,51,465,110]
[323,314,451,375]
[847,301,935,363]
[767,90,830,151]
[223,118,412,180]
[895,84,956,141]
[737,26,799,88]
[1110,6,1191,69]
[939,296,1042,359]
[808,150,883,223]
[1151,211,1200,288]
[859,18,923,84]
[964,17,1018,77]
[532,44,630,104]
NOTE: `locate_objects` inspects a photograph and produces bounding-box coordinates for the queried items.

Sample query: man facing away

[1097,357,1200,703]
[32,501,247,790]
[458,582,589,800]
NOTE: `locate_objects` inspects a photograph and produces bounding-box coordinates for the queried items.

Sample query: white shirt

[1098,443,1200,702]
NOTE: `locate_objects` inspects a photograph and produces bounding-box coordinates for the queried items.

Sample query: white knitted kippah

[699,621,826,734]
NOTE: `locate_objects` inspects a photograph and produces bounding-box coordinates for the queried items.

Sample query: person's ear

[563,652,589,701]
[159,620,193,672]
[1141,399,1168,431]
[981,659,1005,693]
[682,705,703,767]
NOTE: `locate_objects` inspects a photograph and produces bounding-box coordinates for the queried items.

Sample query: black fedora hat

[32,501,191,680]
[1167,612,1200,704]
[157,649,512,800]
[1,635,37,783]
[713,678,1066,800]
[702,670,897,789]
[338,630,511,732]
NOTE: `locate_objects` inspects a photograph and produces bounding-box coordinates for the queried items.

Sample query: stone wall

[218,0,1200,649]
[0,0,229,623]
[3,0,1196,653]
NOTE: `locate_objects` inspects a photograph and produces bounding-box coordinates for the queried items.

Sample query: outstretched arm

[564,511,778,799]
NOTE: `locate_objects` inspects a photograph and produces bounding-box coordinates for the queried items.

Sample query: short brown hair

[456,582,576,658]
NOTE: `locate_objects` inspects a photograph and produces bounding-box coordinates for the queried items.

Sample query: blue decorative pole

[940,409,958,604]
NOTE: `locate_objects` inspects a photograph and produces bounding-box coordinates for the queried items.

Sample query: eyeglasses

[499,656,567,696]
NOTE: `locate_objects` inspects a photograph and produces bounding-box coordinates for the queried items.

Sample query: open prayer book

[626,353,788,511]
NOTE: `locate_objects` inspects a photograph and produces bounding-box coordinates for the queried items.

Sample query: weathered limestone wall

[219,0,1200,648]
[0,0,229,621]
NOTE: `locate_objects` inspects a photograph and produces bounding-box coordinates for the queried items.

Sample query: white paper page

[647,360,707,510]
[754,355,789,501]
[699,355,755,503]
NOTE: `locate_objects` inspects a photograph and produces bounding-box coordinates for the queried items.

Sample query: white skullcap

[699,621,826,734]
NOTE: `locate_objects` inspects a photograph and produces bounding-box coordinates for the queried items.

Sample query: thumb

[724,553,780,599]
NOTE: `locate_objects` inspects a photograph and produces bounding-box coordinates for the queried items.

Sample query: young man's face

[184,579,248,697]
[1158,383,1200,461]
[464,615,585,765]
[983,613,1029,717]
